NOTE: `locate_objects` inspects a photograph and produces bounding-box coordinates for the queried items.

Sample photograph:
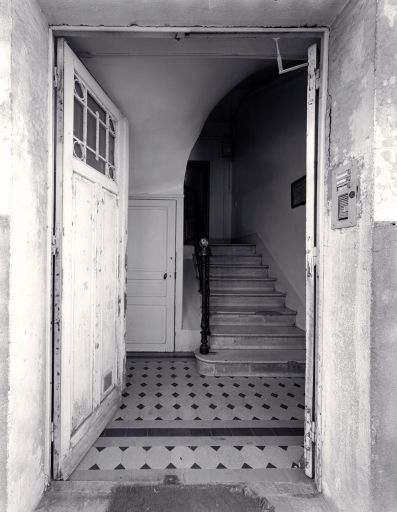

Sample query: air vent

[103,371,112,392]
[338,193,349,220]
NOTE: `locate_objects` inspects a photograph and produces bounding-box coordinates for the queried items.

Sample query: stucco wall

[5,1,50,511]
[231,73,307,328]
[321,0,376,510]
[0,1,12,510]
[370,0,397,509]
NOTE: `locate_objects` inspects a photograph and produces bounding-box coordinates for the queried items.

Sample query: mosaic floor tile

[74,357,305,478]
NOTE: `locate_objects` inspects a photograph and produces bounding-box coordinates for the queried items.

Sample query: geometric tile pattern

[78,444,303,471]
[114,359,305,422]
[74,357,305,477]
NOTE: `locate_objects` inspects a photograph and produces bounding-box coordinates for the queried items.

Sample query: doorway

[50,29,325,489]
[184,161,210,246]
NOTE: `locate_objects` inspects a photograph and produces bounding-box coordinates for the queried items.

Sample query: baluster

[199,238,210,355]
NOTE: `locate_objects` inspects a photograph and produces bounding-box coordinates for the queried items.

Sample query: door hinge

[51,234,58,256]
[53,66,59,88]
[312,246,318,267]
[309,421,316,443]
[50,422,54,442]
[315,68,320,90]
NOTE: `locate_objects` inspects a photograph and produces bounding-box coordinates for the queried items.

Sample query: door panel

[304,43,319,479]
[53,39,129,479]
[126,200,176,352]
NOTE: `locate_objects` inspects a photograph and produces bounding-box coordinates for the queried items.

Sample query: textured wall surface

[370,0,397,509]
[5,0,50,511]
[37,0,348,28]
[0,1,12,509]
[321,0,376,510]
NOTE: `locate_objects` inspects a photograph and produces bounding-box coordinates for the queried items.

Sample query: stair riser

[210,255,262,265]
[197,359,305,377]
[210,313,296,326]
[210,296,286,308]
[210,336,305,350]
[210,267,269,278]
[210,245,256,256]
[210,280,275,291]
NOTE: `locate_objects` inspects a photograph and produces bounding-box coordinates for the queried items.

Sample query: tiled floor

[72,357,305,481]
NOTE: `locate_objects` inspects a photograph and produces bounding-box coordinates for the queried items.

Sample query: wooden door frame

[46,26,329,490]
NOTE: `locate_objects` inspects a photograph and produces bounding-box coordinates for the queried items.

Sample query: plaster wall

[37,0,348,28]
[0,1,12,508]
[321,0,375,510]
[4,1,51,511]
[370,0,397,509]
[81,56,264,196]
[231,73,307,328]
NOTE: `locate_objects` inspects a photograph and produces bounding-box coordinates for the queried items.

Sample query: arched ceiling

[82,55,267,193]
[66,33,319,194]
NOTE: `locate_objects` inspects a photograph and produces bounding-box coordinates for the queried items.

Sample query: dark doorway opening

[184,161,210,245]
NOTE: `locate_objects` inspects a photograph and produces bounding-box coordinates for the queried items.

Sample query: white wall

[1,1,51,511]
[82,57,265,195]
[231,72,307,327]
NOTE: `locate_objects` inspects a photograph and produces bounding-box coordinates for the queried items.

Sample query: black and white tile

[114,359,305,422]
[73,357,305,479]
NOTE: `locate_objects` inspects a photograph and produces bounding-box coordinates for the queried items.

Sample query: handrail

[196,238,210,355]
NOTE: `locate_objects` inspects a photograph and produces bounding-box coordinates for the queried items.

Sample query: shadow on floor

[106,485,269,512]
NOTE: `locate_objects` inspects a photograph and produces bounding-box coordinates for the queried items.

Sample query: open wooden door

[52,39,129,479]
[304,43,320,478]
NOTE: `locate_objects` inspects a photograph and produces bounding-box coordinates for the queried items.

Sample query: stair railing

[196,238,210,354]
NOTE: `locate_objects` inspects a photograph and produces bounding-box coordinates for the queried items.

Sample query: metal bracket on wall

[273,38,309,75]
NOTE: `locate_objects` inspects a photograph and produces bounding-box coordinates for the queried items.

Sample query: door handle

[163,273,167,280]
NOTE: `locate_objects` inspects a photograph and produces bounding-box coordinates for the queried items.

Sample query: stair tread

[196,348,306,364]
[210,306,296,315]
[211,290,285,297]
[211,243,255,247]
[211,325,305,337]
[210,277,276,282]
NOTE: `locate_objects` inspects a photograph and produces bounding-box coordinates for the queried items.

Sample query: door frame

[46,26,329,490]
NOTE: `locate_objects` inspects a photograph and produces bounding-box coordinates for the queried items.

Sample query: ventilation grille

[103,371,113,392]
[338,193,349,220]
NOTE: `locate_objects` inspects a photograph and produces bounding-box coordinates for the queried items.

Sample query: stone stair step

[210,307,297,326]
[210,243,256,255]
[211,325,305,337]
[210,264,269,278]
[195,349,305,377]
[210,325,305,350]
[210,277,276,291]
[210,255,263,265]
[210,290,286,308]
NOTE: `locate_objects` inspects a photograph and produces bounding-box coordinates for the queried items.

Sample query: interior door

[304,43,320,478]
[126,199,176,352]
[53,39,129,479]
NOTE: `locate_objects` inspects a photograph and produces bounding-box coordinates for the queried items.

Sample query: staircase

[195,243,305,376]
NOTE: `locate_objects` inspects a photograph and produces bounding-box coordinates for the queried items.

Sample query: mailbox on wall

[331,163,358,229]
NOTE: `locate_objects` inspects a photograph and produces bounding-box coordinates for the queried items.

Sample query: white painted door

[53,40,129,479]
[304,43,320,479]
[126,199,176,352]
